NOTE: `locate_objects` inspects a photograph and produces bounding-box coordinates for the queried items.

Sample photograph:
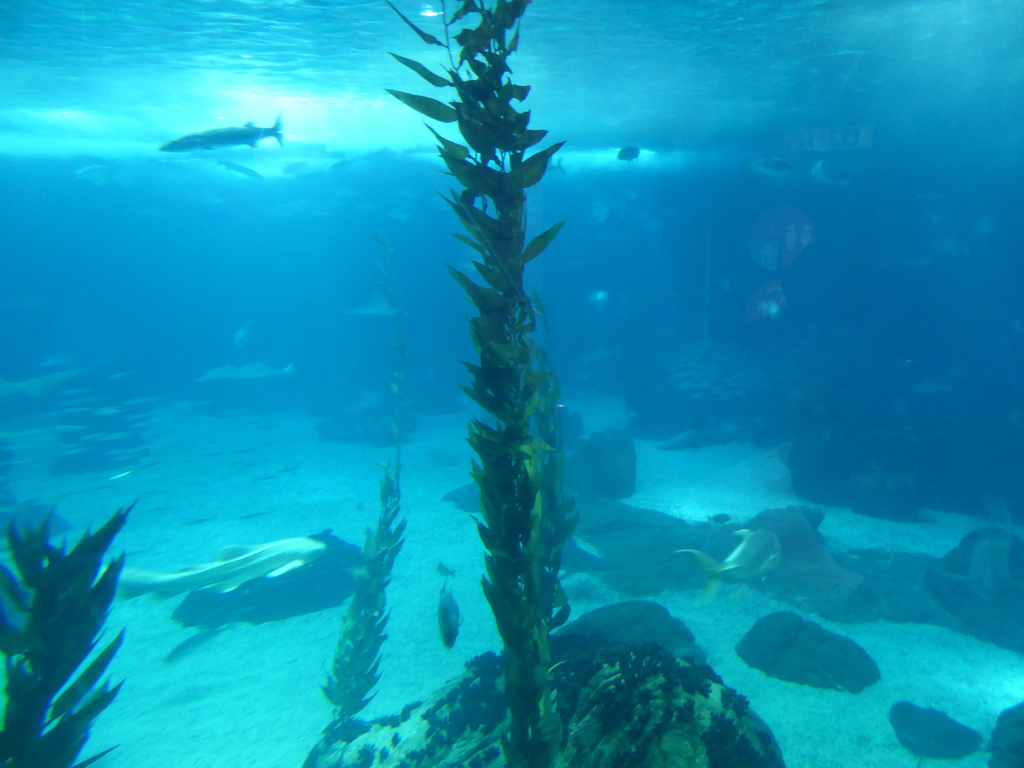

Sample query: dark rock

[551,494,1024,657]
[736,611,880,693]
[834,549,953,625]
[556,599,706,663]
[749,506,864,619]
[172,531,362,628]
[990,701,1024,768]
[787,428,921,520]
[306,628,785,768]
[786,379,1024,520]
[888,700,981,759]
[568,428,636,500]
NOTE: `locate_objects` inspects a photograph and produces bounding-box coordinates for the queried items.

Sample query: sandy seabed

[6,396,1022,768]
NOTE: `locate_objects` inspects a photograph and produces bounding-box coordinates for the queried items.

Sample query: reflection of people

[233,321,251,352]
[746,279,787,322]
[749,238,782,271]
[749,207,816,271]
[783,224,814,260]
[227,321,253,365]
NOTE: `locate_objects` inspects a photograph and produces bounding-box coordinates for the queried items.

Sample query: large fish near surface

[119,536,325,598]
[159,115,283,152]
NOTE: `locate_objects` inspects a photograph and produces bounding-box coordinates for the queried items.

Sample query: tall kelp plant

[322,463,404,730]
[0,505,130,768]
[386,2,571,766]
[321,237,406,731]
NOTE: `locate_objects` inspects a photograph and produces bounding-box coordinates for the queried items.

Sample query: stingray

[967,528,1023,599]
[930,526,1024,601]
[889,701,981,759]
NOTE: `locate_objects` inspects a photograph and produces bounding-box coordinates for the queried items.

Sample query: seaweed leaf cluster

[323,463,406,723]
[386,2,569,766]
[0,505,130,768]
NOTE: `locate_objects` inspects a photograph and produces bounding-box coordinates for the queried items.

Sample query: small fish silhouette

[617,144,640,162]
[438,584,461,649]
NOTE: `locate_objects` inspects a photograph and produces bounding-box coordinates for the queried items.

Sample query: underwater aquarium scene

[3,0,1024,766]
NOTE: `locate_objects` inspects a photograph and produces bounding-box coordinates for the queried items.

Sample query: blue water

[3,0,1024,765]
[3,0,1024,589]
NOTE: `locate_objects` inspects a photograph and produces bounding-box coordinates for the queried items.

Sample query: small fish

[677,528,781,600]
[218,160,263,180]
[437,561,456,579]
[747,157,796,176]
[438,585,461,649]
[617,144,640,162]
[159,115,283,152]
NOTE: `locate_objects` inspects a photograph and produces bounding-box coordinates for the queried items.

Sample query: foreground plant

[0,505,130,768]
[386,2,574,766]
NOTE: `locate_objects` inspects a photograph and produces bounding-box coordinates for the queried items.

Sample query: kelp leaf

[453,233,485,254]
[384,0,445,46]
[449,0,480,24]
[389,53,451,87]
[386,90,457,123]
[426,125,470,161]
[522,221,564,263]
[494,0,528,30]
[51,630,124,720]
[515,128,548,152]
[515,141,565,188]
[72,747,119,768]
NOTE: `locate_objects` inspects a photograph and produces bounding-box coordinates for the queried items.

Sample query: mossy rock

[306,634,785,768]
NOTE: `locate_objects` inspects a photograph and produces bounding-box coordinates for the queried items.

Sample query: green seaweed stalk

[0,505,130,768]
[529,337,578,632]
[322,463,405,723]
[386,2,568,765]
[322,235,407,725]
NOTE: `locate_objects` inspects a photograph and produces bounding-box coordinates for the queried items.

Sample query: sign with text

[785,125,873,151]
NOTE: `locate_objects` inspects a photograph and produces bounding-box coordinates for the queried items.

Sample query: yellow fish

[677,528,781,600]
